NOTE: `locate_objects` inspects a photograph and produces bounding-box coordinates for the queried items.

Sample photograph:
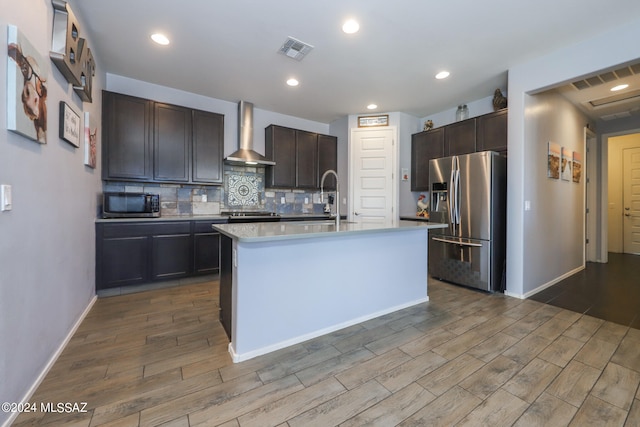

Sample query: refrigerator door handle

[449,169,456,228]
[432,236,483,247]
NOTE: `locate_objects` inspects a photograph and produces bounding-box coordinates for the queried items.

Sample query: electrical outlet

[304,197,309,204]
[201,194,207,202]
[281,197,285,204]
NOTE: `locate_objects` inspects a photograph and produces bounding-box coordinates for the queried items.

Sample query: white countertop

[213,219,447,243]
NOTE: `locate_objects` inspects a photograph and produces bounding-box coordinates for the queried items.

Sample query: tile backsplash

[102,165,330,217]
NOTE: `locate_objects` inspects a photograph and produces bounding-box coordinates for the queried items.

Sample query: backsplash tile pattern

[101,165,332,217]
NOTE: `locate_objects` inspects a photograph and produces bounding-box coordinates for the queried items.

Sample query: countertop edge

[213,221,447,243]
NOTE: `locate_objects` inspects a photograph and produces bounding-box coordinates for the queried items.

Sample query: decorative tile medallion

[227,174,261,206]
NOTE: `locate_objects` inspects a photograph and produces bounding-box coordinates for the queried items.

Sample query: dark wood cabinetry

[445,119,476,156]
[318,134,337,190]
[102,92,153,181]
[411,109,507,191]
[102,91,224,185]
[192,110,224,184]
[296,130,318,189]
[154,103,191,182]
[265,125,337,189]
[96,220,225,291]
[477,108,507,154]
[411,128,444,191]
[193,221,221,275]
[265,125,296,187]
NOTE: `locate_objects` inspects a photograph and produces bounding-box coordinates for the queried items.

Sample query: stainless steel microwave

[102,192,160,218]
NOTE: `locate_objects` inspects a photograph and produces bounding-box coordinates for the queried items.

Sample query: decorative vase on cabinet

[456,104,469,122]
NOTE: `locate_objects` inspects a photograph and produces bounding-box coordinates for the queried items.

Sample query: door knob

[625,213,631,217]
[354,212,361,216]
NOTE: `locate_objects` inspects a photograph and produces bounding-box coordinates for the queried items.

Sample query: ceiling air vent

[278,37,314,61]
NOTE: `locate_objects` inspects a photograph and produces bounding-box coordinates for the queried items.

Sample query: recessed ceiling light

[435,71,450,80]
[342,19,360,34]
[611,84,629,91]
[151,33,170,45]
[286,78,299,87]
[367,104,378,110]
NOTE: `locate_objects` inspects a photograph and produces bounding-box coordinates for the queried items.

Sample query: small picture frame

[59,101,80,147]
[358,115,389,127]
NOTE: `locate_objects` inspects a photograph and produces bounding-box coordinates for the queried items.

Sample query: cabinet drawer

[101,221,191,238]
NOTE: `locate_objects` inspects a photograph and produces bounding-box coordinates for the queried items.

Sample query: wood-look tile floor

[14,278,640,427]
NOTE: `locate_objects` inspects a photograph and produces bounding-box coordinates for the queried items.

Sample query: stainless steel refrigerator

[428,151,507,292]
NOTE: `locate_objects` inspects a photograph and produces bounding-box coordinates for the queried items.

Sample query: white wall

[507,17,640,297]
[522,91,589,294]
[0,0,104,423]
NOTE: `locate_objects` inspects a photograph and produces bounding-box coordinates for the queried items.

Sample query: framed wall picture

[548,142,560,179]
[572,151,582,183]
[84,111,97,168]
[7,25,48,143]
[358,115,389,127]
[561,147,572,181]
[59,101,80,147]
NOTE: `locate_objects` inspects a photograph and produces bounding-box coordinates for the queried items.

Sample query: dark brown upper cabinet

[410,127,444,191]
[102,91,224,185]
[410,109,507,192]
[265,125,337,189]
[476,108,507,154]
[445,118,476,156]
[103,91,153,181]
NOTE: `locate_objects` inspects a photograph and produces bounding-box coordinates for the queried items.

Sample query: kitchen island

[213,220,447,362]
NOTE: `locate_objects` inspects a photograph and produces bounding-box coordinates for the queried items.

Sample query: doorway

[349,127,397,223]
[607,132,640,254]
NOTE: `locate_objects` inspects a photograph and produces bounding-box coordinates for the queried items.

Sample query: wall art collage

[547,141,581,183]
[6,0,97,168]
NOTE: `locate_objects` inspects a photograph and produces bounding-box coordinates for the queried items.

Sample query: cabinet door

[296,130,318,188]
[193,232,220,274]
[151,233,192,280]
[192,110,224,184]
[102,91,152,180]
[154,103,191,182]
[411,128,444,191]
[318,134,337,190]
[445,119,476,156]
[477,109,507,154]
[266,125,296,187]
[98,236,149,289]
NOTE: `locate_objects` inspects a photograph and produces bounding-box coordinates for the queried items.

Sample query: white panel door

[350,128,395,223]
[623,147,640,254]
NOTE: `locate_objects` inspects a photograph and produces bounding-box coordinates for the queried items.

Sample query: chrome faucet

[320,169,340,226]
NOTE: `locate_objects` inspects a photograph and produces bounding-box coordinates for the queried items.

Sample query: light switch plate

[1,184,12,211]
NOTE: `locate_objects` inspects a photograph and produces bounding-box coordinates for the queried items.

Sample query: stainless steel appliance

[102,192,160,218]
[428,151,506,292]
[221,210,281,223]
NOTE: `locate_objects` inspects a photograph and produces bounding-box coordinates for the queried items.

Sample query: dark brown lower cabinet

[96,220,224,291]
[219,234,233,340]
[151,234,191,281]
[100,236,148,287]
[193,221,221,275]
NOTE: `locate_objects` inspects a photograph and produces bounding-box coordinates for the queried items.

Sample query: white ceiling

[70,0,640,123]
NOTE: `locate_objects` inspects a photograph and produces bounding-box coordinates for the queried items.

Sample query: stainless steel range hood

[225,101,275,166]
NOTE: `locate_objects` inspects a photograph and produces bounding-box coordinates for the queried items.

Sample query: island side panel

[231,228,428,361]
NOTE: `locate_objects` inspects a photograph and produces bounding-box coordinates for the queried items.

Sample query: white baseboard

[229,296,429,363]
[2,295,97,427]
[505,265,586,300]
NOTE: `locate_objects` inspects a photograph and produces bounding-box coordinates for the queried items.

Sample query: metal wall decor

[50,0,96,102]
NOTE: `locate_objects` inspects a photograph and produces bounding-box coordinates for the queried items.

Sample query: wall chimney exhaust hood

[225,101,275,166]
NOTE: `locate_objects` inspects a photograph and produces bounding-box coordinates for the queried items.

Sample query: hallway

[529,253,640,329]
